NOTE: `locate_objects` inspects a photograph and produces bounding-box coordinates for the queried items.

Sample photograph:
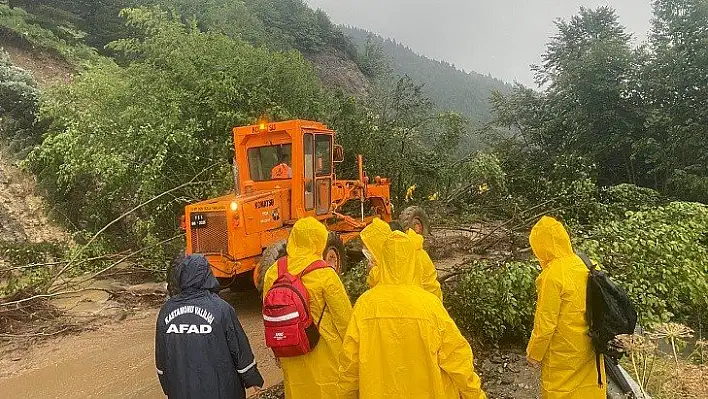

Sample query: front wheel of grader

[324,232,347,274]
[398,206,431,236]
[253,239,287,293]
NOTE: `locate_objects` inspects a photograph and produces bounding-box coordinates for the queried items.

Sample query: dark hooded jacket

[155,255,264,399]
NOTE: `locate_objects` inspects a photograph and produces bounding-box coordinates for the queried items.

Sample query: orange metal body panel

[184,120,392,279]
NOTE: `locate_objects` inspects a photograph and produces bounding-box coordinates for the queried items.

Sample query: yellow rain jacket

[407,229,443,301]
[362,219,442,301]
[527,216,606,399]
[338,231,486,399]
[263,217,353,399]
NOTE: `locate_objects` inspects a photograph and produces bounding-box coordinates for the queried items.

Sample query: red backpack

[263,257,331,358]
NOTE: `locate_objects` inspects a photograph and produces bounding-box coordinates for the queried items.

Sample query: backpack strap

[299,260,332,328]
[276,257,289,277]
[577,250,603,386]
[577,251,597,273]
[298,260,332,279]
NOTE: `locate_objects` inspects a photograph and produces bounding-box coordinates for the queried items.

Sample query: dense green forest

[491,3,708,205]
[342,26,511,124]
[1,2,708,382]
[4,0,357,56]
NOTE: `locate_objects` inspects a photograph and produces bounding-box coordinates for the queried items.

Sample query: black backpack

[577,252,638,386]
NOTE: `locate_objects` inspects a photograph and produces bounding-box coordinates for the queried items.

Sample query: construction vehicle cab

[183,120,396,288]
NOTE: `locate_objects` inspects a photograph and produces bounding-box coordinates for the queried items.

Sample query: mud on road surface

[0,289,282,398]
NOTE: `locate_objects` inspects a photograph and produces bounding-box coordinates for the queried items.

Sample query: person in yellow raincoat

[262,217,353,399]
[338,230,486,398]
[527,216,606,398]
[361,218,442,301]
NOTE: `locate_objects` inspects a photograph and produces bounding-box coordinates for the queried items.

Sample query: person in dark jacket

[156,254,264,399]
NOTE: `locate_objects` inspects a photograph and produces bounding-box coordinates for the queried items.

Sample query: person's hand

[252,386,263,398]
[527,356,541,369]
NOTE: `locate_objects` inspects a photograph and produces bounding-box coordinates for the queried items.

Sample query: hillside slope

[0,150,71,271]
[342,26,511,123]
[7,0,370,96]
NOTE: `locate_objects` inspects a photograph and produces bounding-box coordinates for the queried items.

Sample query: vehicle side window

[315,135,332,176]
[304,134,314,210]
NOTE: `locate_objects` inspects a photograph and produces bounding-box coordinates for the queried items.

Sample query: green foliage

[438,152,507,212]
[341,260,368,303]
[9,0,358,61]
[328,75,470,202]
[0,4,99,64]
[154,0,270,46]
[356,34,390,78]
[9,0,139,53]
[596,184,665,220]
[489,3,708,204]
[0,49,40,148]
[579,202,708,324]
[242,0,357,56]
[642,0,708,203]
[493,7,641,186]
[445,261,539,345]
[0,240,63,266]
[0,239,64,297]
[0,265,51,297]
[26,7,324,248]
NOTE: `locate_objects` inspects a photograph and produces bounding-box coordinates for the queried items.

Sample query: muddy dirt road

[0,290,282,398]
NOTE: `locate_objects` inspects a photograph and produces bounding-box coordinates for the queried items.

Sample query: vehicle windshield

[247,144,293,181]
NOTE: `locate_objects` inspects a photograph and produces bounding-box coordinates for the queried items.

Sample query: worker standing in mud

[338,230,486,398]
[155,254,264,399]
[362,218,442,300]
[262,217,353,398]
[526,216,606,398]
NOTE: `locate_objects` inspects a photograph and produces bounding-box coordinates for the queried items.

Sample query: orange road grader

[182,119,429,290]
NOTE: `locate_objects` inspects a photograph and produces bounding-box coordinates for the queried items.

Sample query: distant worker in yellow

[262,217,352,398]
[361,218,442,301]
[271,153,292,180]
[338,230,486,398]
[526,216,606,398]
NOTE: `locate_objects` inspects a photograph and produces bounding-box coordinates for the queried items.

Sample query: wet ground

[0,283,541,398]
[0,289,283,398]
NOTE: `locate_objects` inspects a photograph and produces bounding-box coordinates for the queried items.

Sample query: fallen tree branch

[0,327,71,338]
[438,261,503,283]
[0,253,127,273]
[432,226,485,233]
[478,208,561,253]
[0,288,116,309]
[46,166,217,290]
[68,233,184,289]
[439,269,470,283]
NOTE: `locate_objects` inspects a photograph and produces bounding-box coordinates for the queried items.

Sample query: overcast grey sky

[305,0,653,86]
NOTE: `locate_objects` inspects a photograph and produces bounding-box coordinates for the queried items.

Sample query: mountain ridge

[342,25,512,124]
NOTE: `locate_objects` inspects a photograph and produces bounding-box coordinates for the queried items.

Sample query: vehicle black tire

[323,232,347,275]
[216,276,236,291]
[344,236,365,265]
[399,206,430,236]
[255,239,287,293]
